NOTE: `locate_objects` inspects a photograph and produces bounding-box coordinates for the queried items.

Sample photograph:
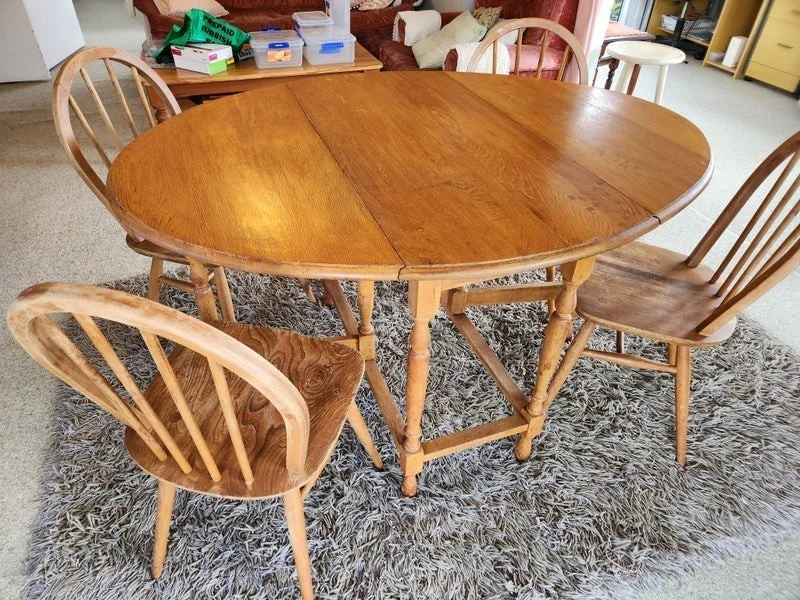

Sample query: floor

[0,1,799,597]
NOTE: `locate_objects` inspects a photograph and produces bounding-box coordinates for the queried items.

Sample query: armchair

[379,0,580,74]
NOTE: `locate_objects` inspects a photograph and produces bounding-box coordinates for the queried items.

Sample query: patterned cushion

[358,0,393,9]
[412,11,487,69]
[471,6,501,29]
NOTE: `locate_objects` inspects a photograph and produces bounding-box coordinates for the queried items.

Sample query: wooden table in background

[108,72,712,496]
[147,43,382,120]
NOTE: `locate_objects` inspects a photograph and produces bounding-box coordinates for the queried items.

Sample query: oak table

[107,71,712,496]
[147,42,382,121]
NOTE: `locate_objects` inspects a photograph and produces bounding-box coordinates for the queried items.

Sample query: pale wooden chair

[52,46,316,318]
[466,17,590,83]
[546,131,800,466]
[7,281,384,599]
[454,19,589,321]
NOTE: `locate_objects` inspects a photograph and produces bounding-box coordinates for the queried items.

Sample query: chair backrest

[7,282,310,484]
[475,0,579,51]
[52,47,181,222]
[466,18,589,82]
[687,130,800,336]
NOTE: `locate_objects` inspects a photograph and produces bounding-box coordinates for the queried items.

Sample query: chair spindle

[103,58,141,138]
[711,152,800,286]
[68,95,113,168]
[131,67,159,127]
[74,313,192,472]
[207,358,255,485]
[79,67,123,150]
[141,331,223,481]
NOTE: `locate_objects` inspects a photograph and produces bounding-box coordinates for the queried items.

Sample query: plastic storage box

[301,27,356,65]
[292,11,334,33]
[249,30,304,68]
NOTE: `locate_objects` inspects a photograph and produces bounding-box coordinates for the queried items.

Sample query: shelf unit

[645,0,769,78]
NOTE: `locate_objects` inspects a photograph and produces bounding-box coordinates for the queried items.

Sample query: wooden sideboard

[746,0,800,92]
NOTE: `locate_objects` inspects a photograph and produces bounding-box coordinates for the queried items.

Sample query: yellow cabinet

[746,0,800,92]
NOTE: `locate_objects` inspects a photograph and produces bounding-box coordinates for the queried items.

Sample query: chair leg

[674,345,691,467]
[668,343,677,366]
[545,266,556,315]
[297,278,317,304]
[346,403,383,470]
[148,259,164,302]
[283,488,314,600]
[212,267,236,322]
[616,330,625,353]
[151,480,176,579]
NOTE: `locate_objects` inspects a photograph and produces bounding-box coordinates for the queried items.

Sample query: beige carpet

[1,0,799,597]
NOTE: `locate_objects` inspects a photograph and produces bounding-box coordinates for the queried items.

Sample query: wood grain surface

[106,71,712,282]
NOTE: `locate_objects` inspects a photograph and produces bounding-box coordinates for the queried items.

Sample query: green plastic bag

[156,9,250,60]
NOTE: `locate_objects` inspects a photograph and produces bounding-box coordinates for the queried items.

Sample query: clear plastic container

[249,30,304,69]
[300,27,356,65]
[292,11,334,32]
[325,0,350,32]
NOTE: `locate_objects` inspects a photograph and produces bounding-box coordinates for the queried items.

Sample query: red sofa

[379,0,579,74]
[133,0,416,57]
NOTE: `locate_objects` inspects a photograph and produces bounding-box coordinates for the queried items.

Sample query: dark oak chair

[7,281,383,599]
[547,131,800,465]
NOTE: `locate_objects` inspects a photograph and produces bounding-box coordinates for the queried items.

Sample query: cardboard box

[171,44,232,75]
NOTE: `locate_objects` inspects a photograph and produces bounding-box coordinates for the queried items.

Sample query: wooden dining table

[106,71,712,497]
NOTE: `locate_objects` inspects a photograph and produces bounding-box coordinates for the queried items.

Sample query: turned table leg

[514,257,595,460]
[357,280,376,360]
[189,258,219,322]
[604,58,619,90]
[401,280,442,497]
[147,86,172,123]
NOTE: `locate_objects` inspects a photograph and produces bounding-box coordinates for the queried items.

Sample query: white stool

[606,41,686,105]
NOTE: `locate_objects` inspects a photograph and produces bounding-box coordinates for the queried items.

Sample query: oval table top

[106,71,712,281]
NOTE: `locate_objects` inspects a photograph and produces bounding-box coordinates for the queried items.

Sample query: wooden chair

[466,18,590,83]
[456,19,589,318]
[546,131,800,466]
[52,46,315,318]
[7,281,384,599]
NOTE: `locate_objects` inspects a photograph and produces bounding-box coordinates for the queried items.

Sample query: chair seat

[126,321,363,499]
[577,241,737,346]
[126,235,190,264]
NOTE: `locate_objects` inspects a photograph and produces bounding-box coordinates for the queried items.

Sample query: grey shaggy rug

[22,271,800,599]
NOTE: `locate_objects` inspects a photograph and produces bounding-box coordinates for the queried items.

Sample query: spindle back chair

[547,131,800,466]
[52,46,237,318]
[466,18,589,83]
[8,281,380,599]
